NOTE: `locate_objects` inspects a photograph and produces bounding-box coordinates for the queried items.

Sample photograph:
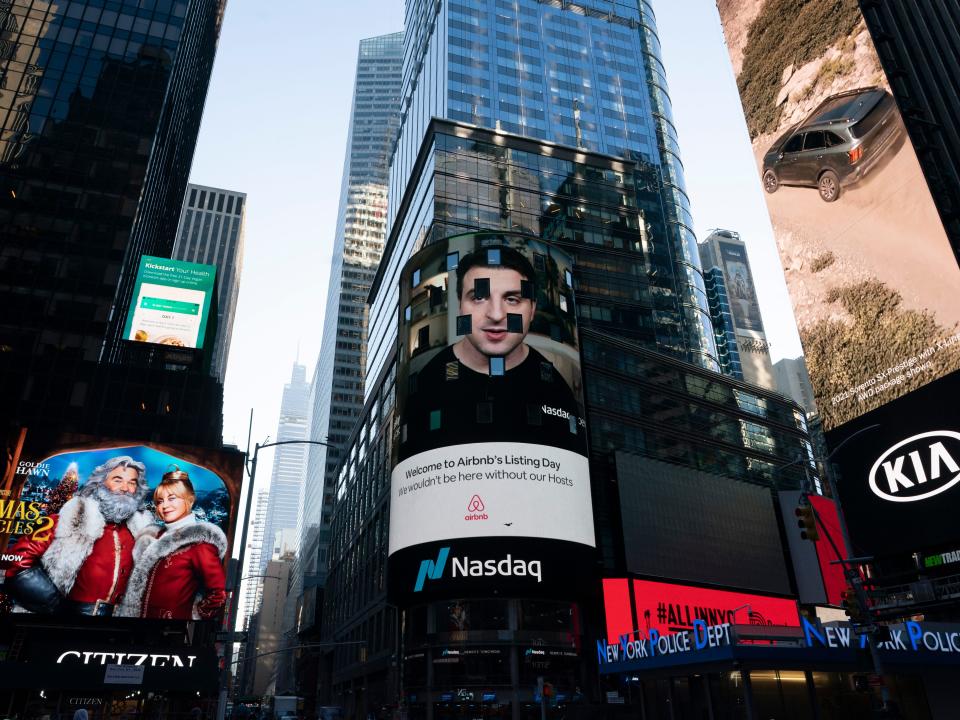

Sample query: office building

[698,230,774,389]
[365,0,719,396]
[173,183,246,383]
[859,1,960,259]
[247,557,294,697]
[773,356,818,416]
[297,31,403,643]
[0,0,230,716]
[259,363,310,576]
[241,488,270,626]
[0,0,227,446]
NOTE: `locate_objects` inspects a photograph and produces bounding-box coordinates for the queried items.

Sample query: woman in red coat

[118,468,227,620]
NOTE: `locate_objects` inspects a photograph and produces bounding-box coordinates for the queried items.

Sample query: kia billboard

[602,577,800,644]
[824,372,960,559]
[123,255,216,350]
[715,0,960,432]
[0,427,243,620]
[387,232,596,604]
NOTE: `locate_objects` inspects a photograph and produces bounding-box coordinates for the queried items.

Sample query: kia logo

[869,431,960,503]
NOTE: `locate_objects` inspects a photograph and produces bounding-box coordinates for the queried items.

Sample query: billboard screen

[715,0,960,432]
[122,255,216,350]
[602,578,800,644]
[615,453,791,595]
[718,240,763,332]
[0,427,243,621]
[826,372,960,559]
[387,232,595,603]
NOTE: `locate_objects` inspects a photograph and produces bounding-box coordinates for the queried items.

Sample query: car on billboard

[761,87,902,202]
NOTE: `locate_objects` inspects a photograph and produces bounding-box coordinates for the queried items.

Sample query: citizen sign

[56,650,198,667]
[869,431,960,503]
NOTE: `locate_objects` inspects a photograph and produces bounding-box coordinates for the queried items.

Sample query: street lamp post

[216,426,340,720]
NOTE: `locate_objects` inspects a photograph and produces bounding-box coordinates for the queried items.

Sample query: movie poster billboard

[715,0,960,433]
[718,240,763,332]
[122,255,216,350]
[387,232,595,603]
[0,427,243,620]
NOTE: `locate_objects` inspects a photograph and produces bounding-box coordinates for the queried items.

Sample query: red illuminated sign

[810,495,847,606]
[603,578,799,642]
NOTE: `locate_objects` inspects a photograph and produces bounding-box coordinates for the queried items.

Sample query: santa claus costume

[5,494,153,615]
[119,513,227,620]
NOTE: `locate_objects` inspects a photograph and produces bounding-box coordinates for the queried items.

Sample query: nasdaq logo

[414,547,450,592]
[869,431,960,503]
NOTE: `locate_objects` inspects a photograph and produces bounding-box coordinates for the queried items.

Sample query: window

[783,134,804,153]
[803,131,826,150]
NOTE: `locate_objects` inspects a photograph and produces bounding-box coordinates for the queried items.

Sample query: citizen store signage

[56,649,199,667]
[829,372,960,558]
[388,537,594,604]
[2,643,220,691]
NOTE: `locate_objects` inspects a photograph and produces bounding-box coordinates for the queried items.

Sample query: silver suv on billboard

[762,87,903,202]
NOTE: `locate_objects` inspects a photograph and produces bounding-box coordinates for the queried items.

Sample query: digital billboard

[387,232,595,603]
[0,427,243,620]
[602,578,800,644]
[715,0,960,432]
[825,372,960,559]
[718,240,763,332]
[122,255,216,350]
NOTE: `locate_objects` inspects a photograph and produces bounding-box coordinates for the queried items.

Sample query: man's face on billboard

[104,466,140,495]
[458,265,535,368]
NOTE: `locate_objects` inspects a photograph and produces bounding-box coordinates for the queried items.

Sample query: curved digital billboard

[387,232,595,604]
[0,427,243,621]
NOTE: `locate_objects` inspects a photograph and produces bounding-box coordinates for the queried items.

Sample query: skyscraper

[698,229,774,388]
[0,0,227,445]
[173,183,246,383]
[365,0,719,393]
[259,363,310,576]
[240,488,270,626]
[298,32,403,632]
[314,1,814,716]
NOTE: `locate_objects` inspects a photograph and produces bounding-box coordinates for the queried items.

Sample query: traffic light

[795,502,819,541]
[841,587,867,624]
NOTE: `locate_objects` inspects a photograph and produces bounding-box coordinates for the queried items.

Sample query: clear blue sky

[189,0,804,461]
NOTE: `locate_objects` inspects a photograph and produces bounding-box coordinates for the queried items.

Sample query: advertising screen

[0,427,243,621]
[602,578,800,644]
[718,240,763,332]
[122,255,216,350]
[826,372,960,559]
[387,232,595,603]
[715,0,960,432]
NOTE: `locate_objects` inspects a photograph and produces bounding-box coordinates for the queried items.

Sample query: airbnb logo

[465,495,488,521]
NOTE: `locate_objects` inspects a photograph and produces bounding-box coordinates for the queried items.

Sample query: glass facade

[0,0,226,442]
[702,264,744,379]
[297,31,402,638]
[173,183,246,383]
[317,2,813,716]
[369,0,718,392]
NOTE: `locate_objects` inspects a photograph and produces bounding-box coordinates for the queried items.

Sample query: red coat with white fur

[118,521,227,620]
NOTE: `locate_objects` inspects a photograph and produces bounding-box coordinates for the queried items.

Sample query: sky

[188,0,805,481]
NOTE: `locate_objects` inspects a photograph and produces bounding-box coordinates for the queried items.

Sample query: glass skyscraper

[365,0,718,392]
[0,0,227,444]
[297,31,403,636]
[311,2,814,717]
[173,183,246,384]
[259,362,310,576]
[698,229,774,389]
